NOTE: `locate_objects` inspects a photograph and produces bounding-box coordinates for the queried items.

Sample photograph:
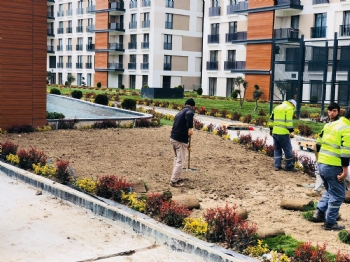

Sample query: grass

[264,235,300,257]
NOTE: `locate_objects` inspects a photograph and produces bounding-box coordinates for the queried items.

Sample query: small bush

[50,88,61,95]
[121,98,136,110]
[65,81,69,86]
[94,94,109,106]
[120,84,125,89]
[55,159,71,184]
[75,177,97,194]
[244,240,269,257]
[159,201,191,228]
[197,87,203,95]
[46,111,65,119]
[251,137,267,152]
[194,119,204,130]
[71,90,83,99]
[291,242,330,262]
[121,192,146,212]
[215,125,228,137]
[258,109,266,116]
[298,154,317,176]
[243,114,252,123]
[145,193,165,216]
[54,119,76,130]
[231,111,242,121]
[92,120,118,129]
[338,230,350,245]
[183,217,208,236]
[238,133,252,145]
[0,141,18,160]
[95,175,133,202]
[6,154,20,165]
[263,144,275,157]
[17,148,47,170]
[8,125,35,133]
[232,90,239,99]
[96,82,102,88]
[32,163,57,178]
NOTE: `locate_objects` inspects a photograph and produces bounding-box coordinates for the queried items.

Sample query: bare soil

[2,127,350,255]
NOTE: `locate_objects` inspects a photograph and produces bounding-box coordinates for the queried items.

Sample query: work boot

[306,190,322,197]
[275,167,282,171]
[284,167,298,172]
[169,181,184,187]
[322,222,345,231]
[313,209,326,223]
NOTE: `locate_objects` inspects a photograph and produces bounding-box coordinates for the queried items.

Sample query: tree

[47,71,53,84]
[234,76,248,109]
[276,80,291,101]
[66,73,76,89]
[253,84,263,111]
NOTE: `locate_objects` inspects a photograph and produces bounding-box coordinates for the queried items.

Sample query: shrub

[65,81,69,86]
[264,235,300,257]
[50,88,61,95]
[215,125,228,137]
[244,240,269,257]
[121,98,136,110]
[258,109,266,116]
[0,141,18,160]
[8,125,35,133]
[159,201,191,227]
[6,154,20,165]
[251,137,267,152]
[197,106,207,115]
[55,160,71,184]
[145,192,165,216]
[94,94,109,106]
[298,154,317,176]
[263,144,274,157]
[232,90,239,99]
[291,242,330,262]
[238,133,252,145]
[95,175,133,202]
[71,90,83,99]
[92,120,118,129]
[75,177,97,194]
[121,192,146,212]
[96,82,102,88]
[194,119,204,130]
[17,148,47,170]
[197,87,203,95]
[206,123,215,133]
[335,251,350,262]
[46,111,65,119]
[183,217,208,236]
[338,230,350,245]
[32,163,57,178]
[54,119,76,130]
[297,124,313,137]
[120,84,125,89]
[243,114,252,123]
[232,111,242,121]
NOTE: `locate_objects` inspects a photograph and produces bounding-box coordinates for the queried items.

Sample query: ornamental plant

[55,159,71,184]
[75,177,97,194]
[32,163,57,178]
[145,192,165,216]
[183,217,208,236]
[291,242,330,262]
[244,240,269,257]
[6,154,19,165]
[17,147,47,170]
[159,200,191,228]
[0,141,18,160]
[121,192,146,213]
[95,175,133,202]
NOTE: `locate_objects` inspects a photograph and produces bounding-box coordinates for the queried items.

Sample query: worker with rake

[169,98,195,187]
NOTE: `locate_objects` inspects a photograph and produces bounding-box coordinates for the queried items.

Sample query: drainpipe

[199,0,205,91]
[330,32,338,103]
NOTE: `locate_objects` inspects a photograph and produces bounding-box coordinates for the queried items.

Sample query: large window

[310,81,322,103]
[164,34,172,50]
[338,82,350,106]
[163,76,171,88]
[313,13,327,38]
[77,73,82,86]
[309,46,327,71]
[209,78,217,96]
[165,13,173,29]
[142,75,148,87]
[226,78,235,98]
[164,55,172,70]
[285,48,300,72]
[129,75,136,89]
[87,73,92,86]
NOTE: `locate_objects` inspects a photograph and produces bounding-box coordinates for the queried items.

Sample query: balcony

[57,28,64,34]
[340,25,350,37]
[227,2,248,14]
[141,42,149,49]
[128,63,137,70]
[109,43,124,50]
[141,63,149,70]
[86,63,93,69]
[164,63,172,70]
[57,10,64,17]
[165,0,174,7]
[87,6,95,12]
[209,6,220,17]
[76,8,84,15]
[57,63,63,68]
[110,23,124,31]
[225,32,247,42]
[66,45,72,51]
[76,26,83,33]
[142,0,151,6]
[66,63,72,69]
[312,0,329,4]
[47,0,55,2]
[47,28,55,36]
[142,20,150,28]
[47,45,54,53]
[76,63,83,69]
[130,1,138,8]
[311,26,326,38]
[275,0,302,6]
[274,28,299,40]
[206,61,218,70]
[47,11,54,19]
[57,45,63,51]
[110,1,125,10]
[224,61,246,70]
[164,42,172,50]
[108,63,124,70]
[128,42,137,49]
[208,34,220,44]
[86,25,95,32]
[66,27,72,33]
[129,21,137,29]
[165,21,173,29]
[76,44,83,51]
[66,9,73,16]
[86,44,95,51]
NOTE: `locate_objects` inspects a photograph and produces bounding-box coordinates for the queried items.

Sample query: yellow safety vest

[269,101,294,135]
[317,117,350,166]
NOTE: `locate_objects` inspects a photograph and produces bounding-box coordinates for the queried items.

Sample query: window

[142,75,148,87]
[67,3,72,16]
[130,54,136,63]
[341,11,350,36]
[143,12,150,21]
[226,78,235,98]
[130,14,137,29]
[164,34,172,50]
[310,46,327,71]
[67,20,72,33]
[77,37,83,50]
[130,0,137,8]
[87,73,92,86]
[228,22,237,34]
[58,73,63,84]
[58,56,63,68]
[285,48,300,72]
[211,23,219,35]
[130,34,137,43]
[49,56,56,68]
[338,46,350,71]
[67,38,72,51]
[142,33,149,48]
[143,54,149,63]
[77,19,83,32]
[291,16,299,30]
[164,55,172,70]
[77,55,83,69]
[142,54,149,70]
[77,73,82,86]
[67,55,72,68]
[210,50,218,61]
[165,0,174,8]
[165,13,173,29]
[209,78,217,96]
[143,33,149,42]
[142,12,150,28]
[227,50,235,62]
[129,75,136,89]
[310,81,322,102]
[313,13,327,38]
[211,0,219,7]
[163,76,171,88]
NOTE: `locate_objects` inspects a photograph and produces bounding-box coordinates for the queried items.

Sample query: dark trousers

[273,134,294,169]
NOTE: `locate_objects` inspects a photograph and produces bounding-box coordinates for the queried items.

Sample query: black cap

[185,98,195,106]
[327,102,340,112]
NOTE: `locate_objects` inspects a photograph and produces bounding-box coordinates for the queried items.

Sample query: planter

[141,87,184,99]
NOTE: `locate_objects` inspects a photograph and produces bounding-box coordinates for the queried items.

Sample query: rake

[184,136,199,172]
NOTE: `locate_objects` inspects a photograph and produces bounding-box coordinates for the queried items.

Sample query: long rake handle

[188,136,191,169]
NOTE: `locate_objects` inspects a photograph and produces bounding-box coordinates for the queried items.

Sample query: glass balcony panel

[209,6,220,16]
[208,34,220,44]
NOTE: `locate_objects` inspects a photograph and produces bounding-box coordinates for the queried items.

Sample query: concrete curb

[0,161,257,262]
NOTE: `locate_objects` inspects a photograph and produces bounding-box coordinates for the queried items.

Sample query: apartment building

[47,0,203,90]
[202,0,350,106]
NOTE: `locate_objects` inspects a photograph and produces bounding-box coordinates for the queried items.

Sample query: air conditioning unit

[285,72,298,80]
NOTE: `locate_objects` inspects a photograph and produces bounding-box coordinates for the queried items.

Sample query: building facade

[47,0,203,90]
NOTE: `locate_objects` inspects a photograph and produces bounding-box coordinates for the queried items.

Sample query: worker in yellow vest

[313,111,350,231]
[269,99,297,172]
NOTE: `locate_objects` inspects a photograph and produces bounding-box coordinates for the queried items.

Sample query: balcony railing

[311,26,326,38]
[76,63,83,69]
[86,44,95,51]
[225,32,247,42]
[164,42,172,50]
[86,25,95,32]
[57,10,64,17]
[208,34,220,44]
[313,0,329,4]
[128,63,137,70]
[164,63,172,70]
[109,43,124,50]
[227,2,248,14]
[66,45,72,51]
[76,44,83,51]
[141,63,149,70]
[110,23,124,30]
[141,42,149,49]
[57,63,63,68]
[66,9,73,16]
[142,20,150,28]
[77,8,84,14]
[206,61,218,70]
[108,63,124,70]
[340,25,350,37]
[224,61,246,70]
[130,1,138,8]
[209,6,220,16]
[66,63,72,69]
[47,0,55,2]
[47,28,55,36]
[129,21,137,29]
[86,63,93,69]
[165,21,173,29]
[76,26,83,33]
[57,28,64,34]
[275,0,301,5]
[166,0,174,7]
[128,42,137,49]
[142,0,151,7]
[274,28,299,39]
[87,5,95,12]
[66,27,72,33]
[110,1,125,9]
[47,11,54,18]
[47,45,54,52]
[57,45,63,51]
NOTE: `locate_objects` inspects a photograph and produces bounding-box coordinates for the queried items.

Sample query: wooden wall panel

[249,0,275,9]
[96,13,109,30]
[96,32,109,49]
[245,75,271,100]
[247,12,274,40]
[95,52,108,68]
[246,44,272,70]
[95,72,108,87]
[96,0,109,10]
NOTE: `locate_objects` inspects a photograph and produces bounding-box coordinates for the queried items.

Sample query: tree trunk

[254,100,258,111]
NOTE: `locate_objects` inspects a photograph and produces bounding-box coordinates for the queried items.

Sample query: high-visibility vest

[269,101,294,135]
[318,117,350,166]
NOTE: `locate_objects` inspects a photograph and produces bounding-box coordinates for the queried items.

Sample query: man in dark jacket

[169,98,195,187]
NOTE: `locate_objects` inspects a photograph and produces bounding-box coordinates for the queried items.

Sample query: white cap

[288,99,296,107]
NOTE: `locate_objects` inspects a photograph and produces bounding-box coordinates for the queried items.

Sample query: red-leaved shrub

[291,242,329,262]
[56,160,71,184]
[145,193,165,216]
[96,175,133,202]
[17,147,47,170]
[159,200,191,227]
[0,141,18,160]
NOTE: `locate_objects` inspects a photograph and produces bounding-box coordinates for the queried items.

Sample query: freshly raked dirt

[2,126,350,255]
